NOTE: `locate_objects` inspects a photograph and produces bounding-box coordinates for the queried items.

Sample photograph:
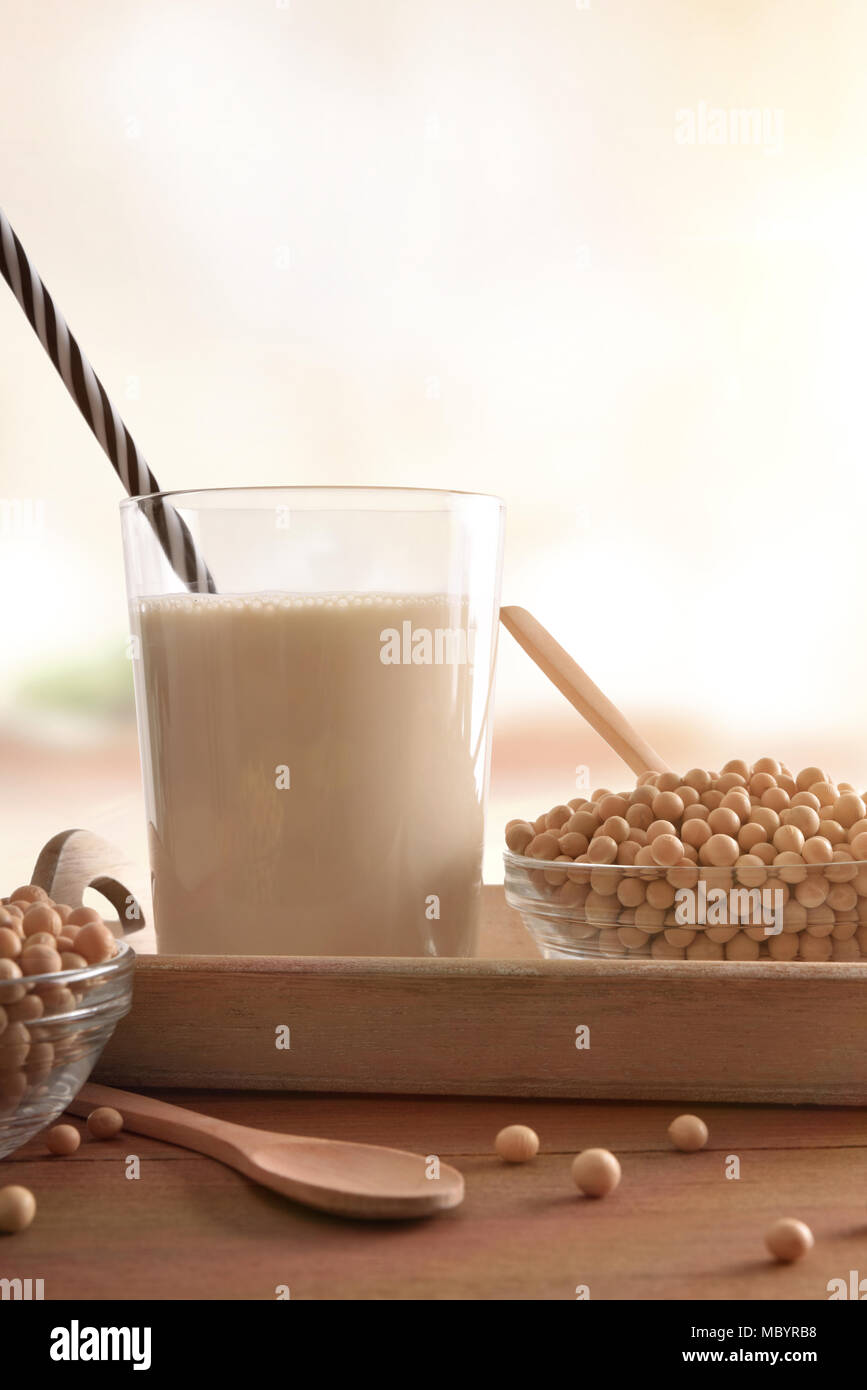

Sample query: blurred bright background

[1,0,866,914]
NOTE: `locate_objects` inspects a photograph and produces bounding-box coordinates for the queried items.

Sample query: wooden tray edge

[128,951,867,982]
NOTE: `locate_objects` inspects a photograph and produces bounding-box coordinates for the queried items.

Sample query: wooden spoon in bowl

[499,605,671,776]
[68,1082,464,1221]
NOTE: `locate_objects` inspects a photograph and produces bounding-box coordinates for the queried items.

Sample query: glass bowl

[504,851,867,962]
[0,940,135,1158]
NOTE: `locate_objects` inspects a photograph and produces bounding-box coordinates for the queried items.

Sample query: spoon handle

[67,1082,251,1164]
[499,605,671,776]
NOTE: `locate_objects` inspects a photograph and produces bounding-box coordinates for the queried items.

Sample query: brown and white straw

[0,206,215,593]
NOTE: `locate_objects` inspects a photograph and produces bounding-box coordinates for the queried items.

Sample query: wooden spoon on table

[68,1083,464,1221]
[499,605,671,777]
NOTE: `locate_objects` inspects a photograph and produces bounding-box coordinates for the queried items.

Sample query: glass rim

[503,849,867,873]
[0,937,134,993]
[120,484,506,509]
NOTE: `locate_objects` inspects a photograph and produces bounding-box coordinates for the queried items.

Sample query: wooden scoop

[499,605,670,776]
[68,1083,464,1221]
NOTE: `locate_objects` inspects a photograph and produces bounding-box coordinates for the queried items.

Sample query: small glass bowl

[504,851,867,962]
[0,941,135,1158]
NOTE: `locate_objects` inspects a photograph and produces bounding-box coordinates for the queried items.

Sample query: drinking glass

[120,487,504,956]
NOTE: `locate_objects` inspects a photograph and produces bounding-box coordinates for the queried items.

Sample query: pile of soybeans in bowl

[503,758,867,961]
[0,885,134,1158]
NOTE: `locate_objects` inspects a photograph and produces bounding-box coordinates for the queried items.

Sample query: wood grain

[95,888,867,1104]
[5,1092,867,1300]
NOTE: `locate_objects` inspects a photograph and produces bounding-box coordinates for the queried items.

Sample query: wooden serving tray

[93,886,867,1105]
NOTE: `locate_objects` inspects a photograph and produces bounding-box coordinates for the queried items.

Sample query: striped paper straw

[0,207,215,593]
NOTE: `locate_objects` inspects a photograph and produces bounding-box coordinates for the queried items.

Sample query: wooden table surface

[5,1091,867,1300]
